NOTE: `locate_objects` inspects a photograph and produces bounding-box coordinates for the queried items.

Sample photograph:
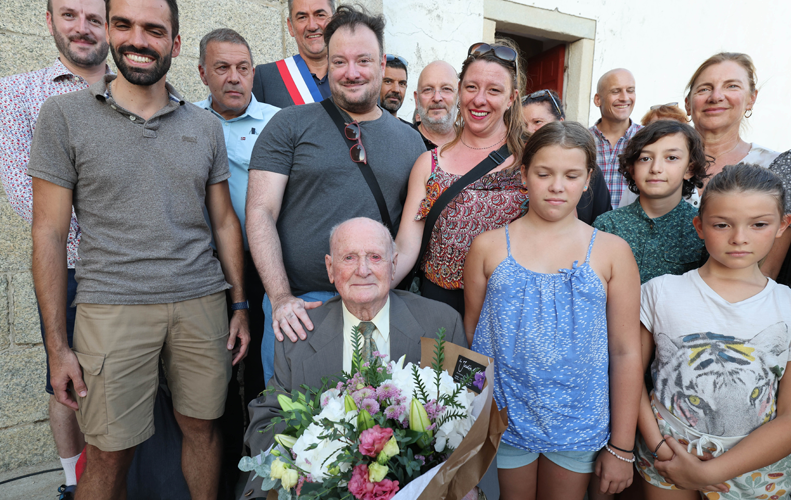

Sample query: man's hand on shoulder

[270,293,322,342]
[229,309,250,365]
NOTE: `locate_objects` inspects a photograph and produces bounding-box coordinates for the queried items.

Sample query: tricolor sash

[275,54,324,105]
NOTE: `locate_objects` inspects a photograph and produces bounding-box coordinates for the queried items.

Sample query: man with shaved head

[412,60,459,149]
[241,217,467,498]
[589,68,641,208]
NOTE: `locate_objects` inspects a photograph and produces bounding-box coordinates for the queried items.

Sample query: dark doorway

[495,31,566,100]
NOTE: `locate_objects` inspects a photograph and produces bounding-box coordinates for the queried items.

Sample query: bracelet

[608,441,635,454]
[650,438,667,459]
[230,300,249,311]
[604,444,635,463]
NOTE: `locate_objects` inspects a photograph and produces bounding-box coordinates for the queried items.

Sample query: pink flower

[359,425,394,457]
[349,464,374,499]
[371,478,400,499]
[348,464,400,500]
[360,398,380,416]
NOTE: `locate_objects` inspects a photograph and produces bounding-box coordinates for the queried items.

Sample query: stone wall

[0,0,381,473]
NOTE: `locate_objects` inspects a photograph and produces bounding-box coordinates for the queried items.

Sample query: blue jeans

[39,268,78,395]
[262,290,338,385]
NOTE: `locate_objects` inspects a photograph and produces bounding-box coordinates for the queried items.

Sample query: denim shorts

[496,441,599,474]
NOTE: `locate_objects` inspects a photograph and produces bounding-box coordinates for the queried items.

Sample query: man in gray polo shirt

[246,5,425,387]
[29,1,249,499]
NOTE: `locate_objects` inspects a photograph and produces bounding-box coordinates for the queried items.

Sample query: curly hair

[619,120,710,198]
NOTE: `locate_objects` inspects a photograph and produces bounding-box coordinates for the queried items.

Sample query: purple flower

[424,399,447,421]
[415,455,426,465]
[360,398,380,416]
[384,404,406,421]
[353,387,375,406]
[473,371,486,391]
[376,383,401,402]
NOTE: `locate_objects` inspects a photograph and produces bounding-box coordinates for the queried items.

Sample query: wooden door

[525,44,566,100]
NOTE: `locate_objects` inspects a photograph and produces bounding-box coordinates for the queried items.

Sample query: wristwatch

[230,301,249,311]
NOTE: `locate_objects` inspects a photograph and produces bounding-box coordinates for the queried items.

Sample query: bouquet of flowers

[239,328,505,500]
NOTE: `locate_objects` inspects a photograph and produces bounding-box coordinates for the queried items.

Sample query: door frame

[482,0,596,124]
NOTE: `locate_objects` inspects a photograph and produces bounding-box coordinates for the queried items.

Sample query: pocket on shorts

[73,350,109,436]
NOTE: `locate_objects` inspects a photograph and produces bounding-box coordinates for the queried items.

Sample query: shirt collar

[198,94,265,121]
[92,74,184,106]
[628,196,689,223]
[46,58,112,82]
[341,296,391,342]
[591,118,638,139]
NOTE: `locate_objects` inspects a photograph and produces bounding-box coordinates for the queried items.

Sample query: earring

[745,109,753,118]
[583,186,588,191]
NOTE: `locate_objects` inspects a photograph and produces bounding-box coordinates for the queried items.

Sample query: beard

[417,99,457,133]
[110,43,172,86]
[332,78,381,114]
[380,91,403,113]
[52,24,109,68]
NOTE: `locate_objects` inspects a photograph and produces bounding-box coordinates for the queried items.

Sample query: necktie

[357,321,378,366]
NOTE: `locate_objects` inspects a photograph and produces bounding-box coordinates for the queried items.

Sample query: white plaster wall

[384,0,791,153]
[383,0,485,121]
[501,0,791,152]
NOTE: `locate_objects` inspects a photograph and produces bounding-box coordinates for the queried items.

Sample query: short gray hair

[288,0,336,19]
[328,217,396,257]
[199,28,253,68]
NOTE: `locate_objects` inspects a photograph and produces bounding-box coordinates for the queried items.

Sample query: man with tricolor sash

[251,0,334,107]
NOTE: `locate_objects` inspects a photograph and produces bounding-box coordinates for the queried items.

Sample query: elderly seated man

[240,217,471,498]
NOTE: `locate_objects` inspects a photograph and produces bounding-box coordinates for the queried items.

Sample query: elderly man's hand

[271,293,323,342]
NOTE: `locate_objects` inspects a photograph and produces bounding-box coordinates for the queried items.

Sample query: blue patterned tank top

[471,226,610,452]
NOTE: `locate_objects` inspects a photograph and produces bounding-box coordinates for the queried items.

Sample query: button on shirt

[593,198,704,284]
[589,120,642,208]
[342,297,391,373]
[194,95,280,250]
[0,59,109,269]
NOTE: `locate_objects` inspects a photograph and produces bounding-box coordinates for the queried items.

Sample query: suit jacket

[239,290,467,498]
[251,60,329,109]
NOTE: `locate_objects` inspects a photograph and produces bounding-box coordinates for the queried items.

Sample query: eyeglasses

[345,121,367,164]
[386,54,408,67]
[466,43,517,69]
[650,102,679,110]
[527,89,563,118]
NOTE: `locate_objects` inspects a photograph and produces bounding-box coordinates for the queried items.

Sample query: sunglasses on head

[650,102,679,110]
[466,43,517,69]
[526,89,562,118]
[386,54,408,67]
[345,121,367,164]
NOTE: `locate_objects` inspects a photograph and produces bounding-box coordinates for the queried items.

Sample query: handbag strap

[417,144,511,268]
[321,99,394,235]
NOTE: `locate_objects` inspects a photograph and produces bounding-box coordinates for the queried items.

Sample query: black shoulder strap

[417,144,511,267]
[320,99,394,235]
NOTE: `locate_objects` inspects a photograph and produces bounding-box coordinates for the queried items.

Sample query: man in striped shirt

[589,68,642,208]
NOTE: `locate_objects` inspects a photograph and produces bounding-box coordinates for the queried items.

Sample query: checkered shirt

[589,119,642,208]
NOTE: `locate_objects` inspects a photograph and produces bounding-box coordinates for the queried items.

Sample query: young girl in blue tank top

[465,121,644,500]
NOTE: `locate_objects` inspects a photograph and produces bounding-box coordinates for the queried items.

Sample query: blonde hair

[685,52,757,102]
[442,38,526,165]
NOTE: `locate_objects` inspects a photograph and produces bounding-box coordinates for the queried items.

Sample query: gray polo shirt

[28,75,231,305]
[250,98,424,295]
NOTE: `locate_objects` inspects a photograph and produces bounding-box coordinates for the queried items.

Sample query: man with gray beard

[411,60,458,150]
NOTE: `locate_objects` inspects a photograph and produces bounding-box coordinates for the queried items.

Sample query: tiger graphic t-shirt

[641,270,791,437]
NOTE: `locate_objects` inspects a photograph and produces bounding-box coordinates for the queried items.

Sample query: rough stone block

[0,33,59,80]
[12,272,41,345]
[0,1,50,38]
[0,421,57,472]
[0,347,48,429]
[0,276,9,351]
[0,195,33,274]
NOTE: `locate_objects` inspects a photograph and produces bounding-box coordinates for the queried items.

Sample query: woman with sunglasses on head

[521,89,613,225]
[392,40,528,315]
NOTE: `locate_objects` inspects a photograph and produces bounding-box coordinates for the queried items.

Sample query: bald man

[589,68,642,208]
[412,60,458,150]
